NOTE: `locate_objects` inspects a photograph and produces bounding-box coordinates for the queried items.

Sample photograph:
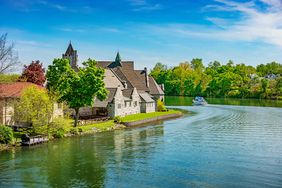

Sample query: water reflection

[165,96,282,108]
[1,104,282,187]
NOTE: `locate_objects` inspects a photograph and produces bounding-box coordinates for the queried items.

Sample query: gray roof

[139,92,155,102]
[94,88,117,107]
[148,76,164,95]
[96,61,134,70]
[122,88,134,98]
[103,69,124,88]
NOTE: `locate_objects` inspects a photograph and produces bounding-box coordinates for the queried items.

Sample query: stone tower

[62,42,78,70]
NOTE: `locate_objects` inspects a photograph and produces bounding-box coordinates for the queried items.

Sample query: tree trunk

[74,108,79,127]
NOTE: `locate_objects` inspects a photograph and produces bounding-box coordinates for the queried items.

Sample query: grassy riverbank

[0,110,182,151]
[78,110,182,132]
[121,110,182,122]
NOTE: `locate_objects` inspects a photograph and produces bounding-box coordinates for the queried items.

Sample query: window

[134,101,138,107]
[124,102,127,107]
[118,104,121,109]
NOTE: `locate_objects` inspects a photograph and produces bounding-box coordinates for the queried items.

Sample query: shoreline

[0,110,183,152]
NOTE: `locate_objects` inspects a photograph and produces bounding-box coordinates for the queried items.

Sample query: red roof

[0,82,44,98]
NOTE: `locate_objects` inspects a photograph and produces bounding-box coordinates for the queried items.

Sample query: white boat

[192,96,208,106]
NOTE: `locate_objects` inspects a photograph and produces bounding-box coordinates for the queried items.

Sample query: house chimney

[122,81,127,89]
[144,67,149,88]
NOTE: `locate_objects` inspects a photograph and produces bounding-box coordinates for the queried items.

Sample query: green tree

[191,58,204,72]
[276,77,282,96]
[14,86,53,132]
[46,58,108,127]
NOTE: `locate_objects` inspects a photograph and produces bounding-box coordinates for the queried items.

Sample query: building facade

[62,43,165,118]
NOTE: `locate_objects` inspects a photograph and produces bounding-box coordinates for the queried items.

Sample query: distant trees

[150,60,282,99]
[256,62,282,76]
[46,58,108,127]
[0,33,20,73]
[19,60,46,86]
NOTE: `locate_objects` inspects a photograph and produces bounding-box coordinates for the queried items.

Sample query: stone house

[62,43,164,118]
[0,82,63,126]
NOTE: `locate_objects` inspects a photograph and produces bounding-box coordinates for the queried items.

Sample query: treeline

[150,59,282,99]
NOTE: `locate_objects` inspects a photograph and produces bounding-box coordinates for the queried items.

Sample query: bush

[49,117,71,138]
[157,99,167,112]
[78,127,83,133]
[0,125,14,144]
[70,127,79,135]
[53,128,65,138]
[113,116,122,123]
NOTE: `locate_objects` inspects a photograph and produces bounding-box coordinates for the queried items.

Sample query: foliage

[53,128,65,138]
[14,86,53,131]
[150,61,282,99]
[46,58,108,127]
[0,125,14,144]
[113,116,122,123]
[49,117,72,138]
[121,110,182,122]
[0,73,20,83]
[70,127,79,135]
[157,99,167,112]
[19,60,46,86]
[0,33,21,73]
[256,62,282,76]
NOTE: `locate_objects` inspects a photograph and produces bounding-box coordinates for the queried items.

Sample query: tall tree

[19,60,46,86]
[191,58,204,72]
[46,58,108,127]
[0,33,20,73]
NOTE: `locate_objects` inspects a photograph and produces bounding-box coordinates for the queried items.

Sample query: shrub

[53,128,65,138]
[49,117,71,138]
[70,127,79,135]
[78,128,83,133]
[157,99,167,112]
[0,125,14,144]
[113,116,122,123]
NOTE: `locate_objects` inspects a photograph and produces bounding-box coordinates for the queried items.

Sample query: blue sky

[0,0,282,70]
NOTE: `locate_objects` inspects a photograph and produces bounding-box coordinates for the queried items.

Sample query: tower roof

[115,51,121,63]
[108,52,122,68]
[65,42,74,55]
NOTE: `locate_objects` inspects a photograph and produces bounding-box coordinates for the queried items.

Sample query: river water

[0,98,282,187]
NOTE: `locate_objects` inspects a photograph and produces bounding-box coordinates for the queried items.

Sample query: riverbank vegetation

[150,60,282,99]
[0,109,182,151]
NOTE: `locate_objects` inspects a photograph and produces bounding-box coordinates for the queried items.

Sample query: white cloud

[128,0,163,11]
[141,0,282,48]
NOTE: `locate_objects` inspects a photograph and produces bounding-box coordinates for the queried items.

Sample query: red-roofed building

[0,82,63,125]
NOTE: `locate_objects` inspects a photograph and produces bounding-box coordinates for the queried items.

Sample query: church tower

[62,42,78,70]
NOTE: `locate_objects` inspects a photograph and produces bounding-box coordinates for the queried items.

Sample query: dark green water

[165,96,282,108]
[1,99,282,187]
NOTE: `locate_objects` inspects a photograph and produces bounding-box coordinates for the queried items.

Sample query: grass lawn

[78,120,115,132]
[121,110,182,122]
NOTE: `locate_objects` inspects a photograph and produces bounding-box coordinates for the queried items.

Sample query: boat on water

[193,96,208,106]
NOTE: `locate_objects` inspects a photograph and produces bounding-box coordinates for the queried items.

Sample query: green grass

[121,110,182,122]
[78,120,115,132]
